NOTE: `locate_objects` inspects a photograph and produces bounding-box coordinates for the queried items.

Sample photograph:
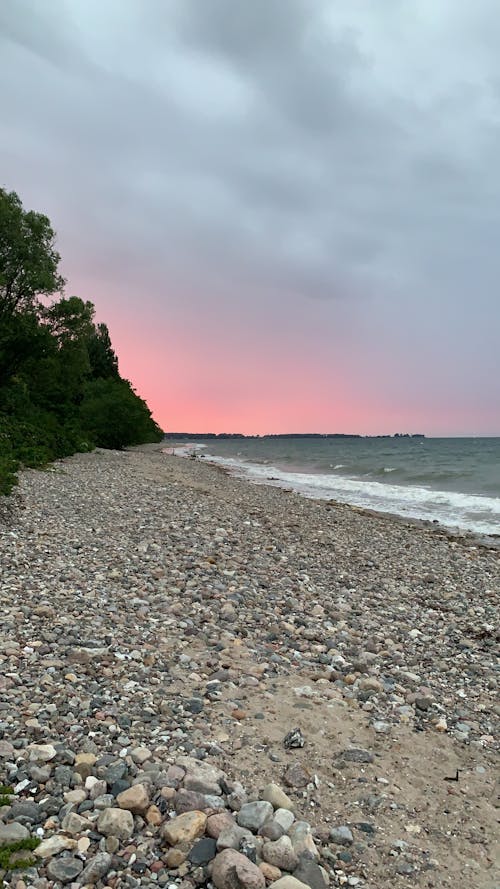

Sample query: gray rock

[237,800,274,831]
[97,806,134,840]
[79,852,112,884]
[0,822,30,845]
[337,748,374,764]
[217,823,253,851]
[293,860,329,889]
[46,857,84,883]
[263,836,299,871]
[9,800,42,823]
[188,836,218,865]
[329,825,353,846]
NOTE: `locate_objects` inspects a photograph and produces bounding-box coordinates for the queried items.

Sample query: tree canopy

[0,187,163,495]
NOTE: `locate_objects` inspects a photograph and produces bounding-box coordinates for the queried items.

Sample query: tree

[0,187,163,496]
[80,378,163,449]
[0,188,65,316]
[87,322,119,379]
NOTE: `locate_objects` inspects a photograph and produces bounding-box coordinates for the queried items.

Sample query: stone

[34,835,77,859]
[188,836,217,865]
[0,823,30,845]
[330,825,353,846]
[0,741,15,758]
[9,800,42,823]
[261,784,293,811]
[46,857,84,883]
[161,810,207,846]
[117,782,150,815]
[97,807,134,841]
[337,748,374,764]
[61,811,92,835]
[283,729,305,749]
[217,823,253,851]
[64,788,87,804]
[283,764,310,789]
[237,800,274,831]
[260,862,282,883]
[27,743,57,762]
[130,746,152,764]
[212,848,266,889]
[292,860,329,889]
[146,804,163,825]
[263,837,299,871]
[165,848,186,868]
[207,812,236,839]
[288,823,319,861]
[268,878,310,889]
[79,852,112,884]
[177,756,224,796]
[273,810,295,833]
[173,789,212,814]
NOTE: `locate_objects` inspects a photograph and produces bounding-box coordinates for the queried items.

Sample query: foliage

[0,836,40,871]
[0,188,163,495]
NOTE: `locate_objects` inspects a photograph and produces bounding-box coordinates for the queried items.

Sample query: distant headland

[163,432,426,440]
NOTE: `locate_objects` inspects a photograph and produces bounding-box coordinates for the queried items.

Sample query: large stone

[46,857,84,883]
[161,810,207,846]
[176,756,224,796]
[173,789,212,814]
[207,812,236,839]
[9,800,42,823]
[0,741,15,758]
[97,807,134,841]
[0,822,30,845]
[27,743,57,762]
[288,823,319,861]
[61,811,92,835]
[117,783,150,815]
[79,852,112,884]
[268,878,310,889]
[261,783,294,812]
[329,825,353,846]
[35,835,77,858]
[337,748,374,764]
[283,764,310,789]
[293,860,329,889]
[273,809,295,833]
[262,836,299,872]
[188,836,217,865]
[237,801,274,832]
[216,823,253,851]
[212,848,266,889]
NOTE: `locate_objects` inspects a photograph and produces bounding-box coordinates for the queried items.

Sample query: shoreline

[168,444,500,552]
[0,445,498,888]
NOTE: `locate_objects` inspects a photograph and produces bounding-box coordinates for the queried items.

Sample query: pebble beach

[0,444,498,889]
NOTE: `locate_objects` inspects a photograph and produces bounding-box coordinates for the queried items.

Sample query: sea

[171,436,500,539]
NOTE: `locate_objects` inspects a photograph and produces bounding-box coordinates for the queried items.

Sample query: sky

[1,0,499,435]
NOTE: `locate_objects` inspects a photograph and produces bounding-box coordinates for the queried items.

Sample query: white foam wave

[198,454,500,538]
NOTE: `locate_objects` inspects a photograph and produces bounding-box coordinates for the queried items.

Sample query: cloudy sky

[1,0,499,434]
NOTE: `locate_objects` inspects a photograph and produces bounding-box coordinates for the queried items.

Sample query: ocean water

[172,437,500,538]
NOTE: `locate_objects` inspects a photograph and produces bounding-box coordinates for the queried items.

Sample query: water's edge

[166,444,500,550]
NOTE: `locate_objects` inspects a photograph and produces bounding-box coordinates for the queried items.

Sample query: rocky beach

[0,445,498,889]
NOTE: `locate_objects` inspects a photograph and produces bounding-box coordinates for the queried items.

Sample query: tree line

[0,187,163,495]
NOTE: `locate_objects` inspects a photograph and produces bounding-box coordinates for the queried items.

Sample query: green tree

[87,322,119,379]
[0,187,65,316]
[80,378,162,449]
[0,187,163,496]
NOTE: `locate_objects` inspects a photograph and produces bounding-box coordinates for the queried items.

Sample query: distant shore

[0,445,498,888]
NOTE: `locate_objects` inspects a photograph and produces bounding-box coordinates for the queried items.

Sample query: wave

[195,453,500,538]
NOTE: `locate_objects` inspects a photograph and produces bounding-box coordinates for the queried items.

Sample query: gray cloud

[0,0,499,429]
